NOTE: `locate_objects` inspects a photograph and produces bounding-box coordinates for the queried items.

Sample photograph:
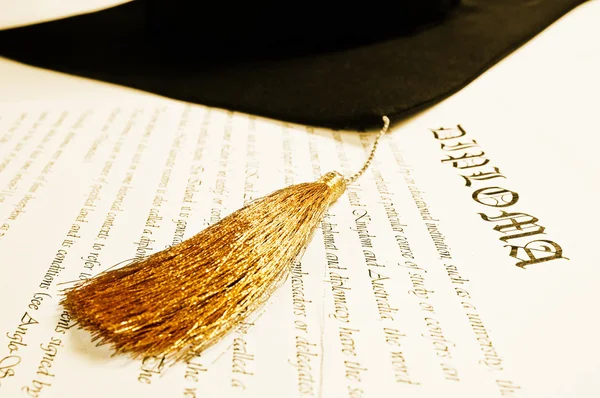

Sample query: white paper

[1,1,599,397]
[0,0,131,30]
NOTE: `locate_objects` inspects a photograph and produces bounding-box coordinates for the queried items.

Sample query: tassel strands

[61,116,391,363]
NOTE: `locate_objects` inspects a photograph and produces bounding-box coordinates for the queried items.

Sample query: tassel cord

[344,115,390,185]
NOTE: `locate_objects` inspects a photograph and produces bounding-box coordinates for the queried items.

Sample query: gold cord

[344,116,390,184]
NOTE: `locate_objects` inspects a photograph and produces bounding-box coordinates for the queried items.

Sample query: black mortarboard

[0,0,586,129]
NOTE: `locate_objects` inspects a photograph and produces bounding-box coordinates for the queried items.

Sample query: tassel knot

[318,171,346,202]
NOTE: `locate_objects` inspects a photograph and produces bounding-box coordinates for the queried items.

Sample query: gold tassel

[61,116,390,363]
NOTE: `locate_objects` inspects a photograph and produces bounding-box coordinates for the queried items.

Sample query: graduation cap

[0,0,586,130]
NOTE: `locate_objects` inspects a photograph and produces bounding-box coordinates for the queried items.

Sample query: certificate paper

[1,2,599,397]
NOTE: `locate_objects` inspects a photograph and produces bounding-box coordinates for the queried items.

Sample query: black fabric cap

[0,0,587,130]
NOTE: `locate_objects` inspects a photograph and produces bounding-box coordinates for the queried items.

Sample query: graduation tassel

[61,116,391,363]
